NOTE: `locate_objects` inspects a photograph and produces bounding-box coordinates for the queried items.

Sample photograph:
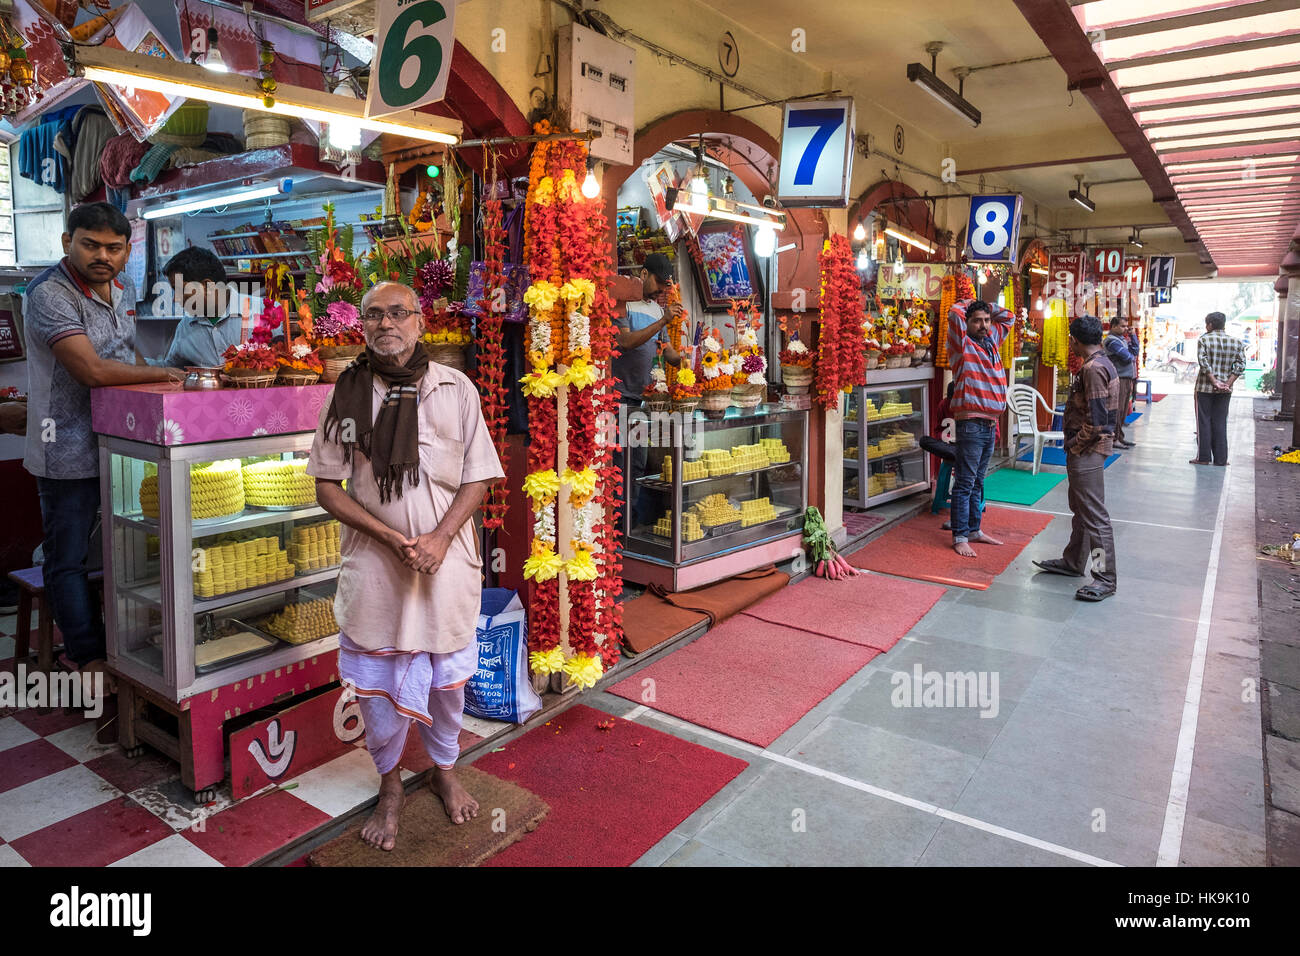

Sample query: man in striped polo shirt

[946,298,1015,558]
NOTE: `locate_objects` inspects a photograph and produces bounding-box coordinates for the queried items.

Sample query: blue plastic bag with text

[464,589,542,724]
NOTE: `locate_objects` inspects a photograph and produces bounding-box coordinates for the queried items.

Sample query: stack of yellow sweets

[740,497,777,527]
[845,444,859,458]
[846,406,859,422]
[867,472,900,496]
[140,460,245,520]
[288,521,341,573]
[729,444,767,472]
[651,510,704,541]
[879,401,913,418]
[261,598,338,644]
[701,448,738,477]
[863,399,881,420]
[193,536,295,598]
[761,438,791,464]
[692,493,742,527]
[242,459,316,508]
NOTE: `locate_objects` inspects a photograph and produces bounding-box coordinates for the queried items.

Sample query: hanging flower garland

[476,195,510,530]
[814,234,864,409]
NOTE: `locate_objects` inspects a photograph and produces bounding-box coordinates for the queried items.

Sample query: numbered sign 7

[776,97,856,207]
[965,194,1023,265]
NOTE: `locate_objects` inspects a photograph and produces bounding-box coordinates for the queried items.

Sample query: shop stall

[93,383,340,800]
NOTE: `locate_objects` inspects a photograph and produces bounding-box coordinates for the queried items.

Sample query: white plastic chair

[1008,384,1065,475]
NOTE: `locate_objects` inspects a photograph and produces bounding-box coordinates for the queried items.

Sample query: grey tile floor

[598,393,1267,866]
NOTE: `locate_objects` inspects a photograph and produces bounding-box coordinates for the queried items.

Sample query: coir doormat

[308,766,549,867]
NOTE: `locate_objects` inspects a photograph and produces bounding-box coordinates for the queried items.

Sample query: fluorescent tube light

[142,179,293,219]
[905,61,980,127]
[1069,189,1096,212]
[77,47,461,145]
[883,222,935,254]
[670,191,786,231]
[1029,266,1049,276]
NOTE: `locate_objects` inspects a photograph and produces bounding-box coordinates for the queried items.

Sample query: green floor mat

[981,467,1066,505]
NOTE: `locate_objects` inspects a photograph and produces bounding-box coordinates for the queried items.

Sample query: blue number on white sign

[787,108,845,186]
[966,194,1021,262]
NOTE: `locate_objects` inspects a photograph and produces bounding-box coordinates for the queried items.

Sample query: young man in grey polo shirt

[156,246,251,369]
[24,202,180,674]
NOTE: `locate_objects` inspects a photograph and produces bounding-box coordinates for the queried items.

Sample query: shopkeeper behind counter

[23,202,181,676]
[154,247,254,369]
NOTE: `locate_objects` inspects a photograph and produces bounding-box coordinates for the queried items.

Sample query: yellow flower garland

[529,647,566,675]
[562,466,598,503]
[562,652,604,689]
[523,469,561,504]
[565,358,599,389]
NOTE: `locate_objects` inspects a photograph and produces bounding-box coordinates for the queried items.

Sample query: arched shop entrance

[843,180,944,513]
[601,109,830,590]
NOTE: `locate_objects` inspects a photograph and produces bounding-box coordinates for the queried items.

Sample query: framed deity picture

[616,206,642,233]
[692,220,761,310]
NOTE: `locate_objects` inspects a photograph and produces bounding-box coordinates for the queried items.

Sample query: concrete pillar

[1281,278,1298,420]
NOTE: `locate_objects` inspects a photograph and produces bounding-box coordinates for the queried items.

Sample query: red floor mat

[607,618,877,747]
[472,704,748,867]
[843,511,887,538]
[741,573,945,652]
[846,506,1052,591]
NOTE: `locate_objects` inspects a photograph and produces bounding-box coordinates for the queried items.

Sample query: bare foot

[970,532,1003,546]
[360,771,404,850]
[430,765,479,825]
[954,541,978,558]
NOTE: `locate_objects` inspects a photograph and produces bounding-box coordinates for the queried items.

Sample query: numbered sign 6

[1091,246,1125,279]
[366,0,459,117]
[965,194,1023,265]
[776,97,856,207]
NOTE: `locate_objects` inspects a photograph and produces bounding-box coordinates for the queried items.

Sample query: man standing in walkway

[1033,316,1119,601]
[23,203,180,677]
[1105,316,1138,448]
[946,298,1014,558]
[1190,311,1245,467]
[309,281,504,851]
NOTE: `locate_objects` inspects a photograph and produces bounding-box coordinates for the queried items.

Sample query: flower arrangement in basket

[728,298,767,408]
[669,365,703,412]
[642,358,671,412]
[698,327,735,411]
[223,341,280,388]
[778,314,814,390]
[277,342,324,385]
[417,258,471,370]
[302,203,365,361]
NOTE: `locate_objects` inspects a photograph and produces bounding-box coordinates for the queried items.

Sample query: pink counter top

[92,383,336,446]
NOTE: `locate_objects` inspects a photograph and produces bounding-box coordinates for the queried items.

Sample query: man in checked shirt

[1190,311,1246,467]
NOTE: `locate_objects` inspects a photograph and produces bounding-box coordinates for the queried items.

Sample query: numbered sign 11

[1146,254,1175,290]
[965,194,1023,266]
[1091,246,1126,279]
[776,97,856,207]
[366,0,459,118]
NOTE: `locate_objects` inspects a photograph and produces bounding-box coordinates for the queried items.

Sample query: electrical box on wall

[557,23,635,166]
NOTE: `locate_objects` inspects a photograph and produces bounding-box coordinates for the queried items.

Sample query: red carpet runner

[846,505,1053,590]
[473,704,748,866]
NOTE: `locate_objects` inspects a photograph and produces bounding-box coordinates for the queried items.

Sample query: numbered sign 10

[1091,246,1126,279]
[366,0,458,117]
[776,97,856,207]
[965,194,1023,265]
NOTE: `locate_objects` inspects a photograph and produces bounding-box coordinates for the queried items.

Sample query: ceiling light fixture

[1069,175,1095,212]
[76,46,461,145]
[581,157,601,199]
[1029,266,1049,276]
[669,189,787,231]
[755,223,777,258]
[326,76,361,151]
[853,221,867,242]
[906,42,981,128]
[883,221,936,255]
[201,26,227,73]
[1129,230,1144,248]
[142,178,293,220]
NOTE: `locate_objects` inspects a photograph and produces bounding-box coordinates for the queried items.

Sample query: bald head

[361,281,419,314]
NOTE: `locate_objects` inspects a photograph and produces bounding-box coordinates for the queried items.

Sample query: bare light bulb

[853,221,867,242]
[1034,297,1044,311]
[976,270,986,284]
[327,80,361,150]
[690,170,709,200]
[202,27,228,73]
[893,253,905,276]
[754,223,776,258]
[856,249,869,270]
[581,164,600,199]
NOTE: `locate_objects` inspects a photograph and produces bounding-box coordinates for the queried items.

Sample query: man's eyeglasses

[363,307,419,323]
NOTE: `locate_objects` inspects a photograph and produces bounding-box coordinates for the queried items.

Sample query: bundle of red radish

[802,506,862,581]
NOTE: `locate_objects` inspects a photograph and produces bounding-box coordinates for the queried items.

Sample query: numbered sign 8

[366,0,459,117]
[965,194,1023,265]
[776,97,856,207]
[1092,246,1125,279]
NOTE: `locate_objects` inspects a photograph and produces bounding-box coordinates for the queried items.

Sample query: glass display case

[622,405,808,584]
[100,432,342,702]
[843,382,931,508]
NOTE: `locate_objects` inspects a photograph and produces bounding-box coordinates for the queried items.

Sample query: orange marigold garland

[936,274,955,368]
[814,234,864,409]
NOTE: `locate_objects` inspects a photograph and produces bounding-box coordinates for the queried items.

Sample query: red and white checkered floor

[0,620,489,867]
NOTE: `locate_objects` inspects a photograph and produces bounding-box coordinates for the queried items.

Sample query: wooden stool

[7,566,105,673]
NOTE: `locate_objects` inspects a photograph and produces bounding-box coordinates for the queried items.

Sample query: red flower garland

[476,197,510,530]
[814,235,864,409]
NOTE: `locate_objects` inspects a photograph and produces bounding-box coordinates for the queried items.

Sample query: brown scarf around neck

[323,345,430,503]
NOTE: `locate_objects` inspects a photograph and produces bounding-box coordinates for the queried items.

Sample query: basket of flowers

[222,342,279,388]
[699,328,734,412]
[670,366,703,413]
[301,204,365,364]
[419,260,472,370]
[642,363,672,413]
[779,330,814,391]
[729,303,767,408]
[276,342,324,386]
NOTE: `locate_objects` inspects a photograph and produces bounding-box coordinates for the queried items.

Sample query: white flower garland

[567,310,590,354]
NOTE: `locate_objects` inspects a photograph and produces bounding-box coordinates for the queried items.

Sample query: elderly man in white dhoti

[308,281,504,851]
